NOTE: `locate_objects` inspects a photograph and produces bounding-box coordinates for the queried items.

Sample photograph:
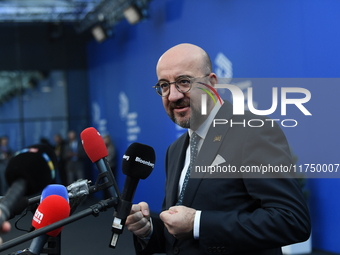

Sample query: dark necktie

[177,132,200,205]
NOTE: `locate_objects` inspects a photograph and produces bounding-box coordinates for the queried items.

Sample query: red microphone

[81,127,108,162]
[32,195,70,237]
[81,127,119,198]
[28,195,70,254]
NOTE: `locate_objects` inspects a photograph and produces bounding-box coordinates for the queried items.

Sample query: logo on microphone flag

[33,209,44,224]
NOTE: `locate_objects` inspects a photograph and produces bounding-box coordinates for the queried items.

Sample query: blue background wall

[85,0,340,253]
[0,70,89,148]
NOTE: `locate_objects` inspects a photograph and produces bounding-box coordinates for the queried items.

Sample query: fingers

[126,202,151,238]
[0,210,11,234]
[130,202,150,219]
[126,214,151,237]
[139,202,150,218]
[0,220,11,246]
[1,221,11,233]
[159,208,176,235]
[130,204,142,214]
[126,208,144,226]
[159,206,195,239]
[159,206,180,224]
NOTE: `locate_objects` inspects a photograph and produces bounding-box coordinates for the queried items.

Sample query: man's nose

[167,85,184,102]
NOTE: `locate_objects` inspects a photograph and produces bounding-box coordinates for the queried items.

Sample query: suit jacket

[135,101,311,255]
[63,140,86,162]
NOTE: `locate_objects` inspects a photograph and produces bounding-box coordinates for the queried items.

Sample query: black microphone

[80,127,120,199]
[110,142,155,248]
[0,144,56,225]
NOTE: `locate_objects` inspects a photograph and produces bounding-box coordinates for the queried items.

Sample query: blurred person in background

[102,133,117,198]
[103,134,117,175]
[39,137,54,149]
[63,130,86,185]
[53,133,67,186]
[40,136,63,184]
[0,135,12,195]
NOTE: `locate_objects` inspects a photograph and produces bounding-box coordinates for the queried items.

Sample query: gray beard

[169,106,207,130]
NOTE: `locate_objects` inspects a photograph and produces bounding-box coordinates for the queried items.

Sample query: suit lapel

[182,101,234,207]
[165,132,189,208]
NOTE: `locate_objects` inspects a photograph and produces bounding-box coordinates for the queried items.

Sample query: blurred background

[0,0,340,254]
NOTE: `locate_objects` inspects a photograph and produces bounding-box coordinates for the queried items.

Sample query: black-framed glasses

[152,74,210,97]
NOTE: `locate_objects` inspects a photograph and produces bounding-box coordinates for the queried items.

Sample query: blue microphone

[40,184,69,203]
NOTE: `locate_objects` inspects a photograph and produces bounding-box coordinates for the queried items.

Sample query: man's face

[156,50,213,130]
[68,131,76,141]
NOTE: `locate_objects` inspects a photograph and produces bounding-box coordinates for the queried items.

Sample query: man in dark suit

[125,43,311,254]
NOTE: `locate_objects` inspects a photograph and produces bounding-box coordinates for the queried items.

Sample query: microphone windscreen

[32,195,70,237]
[81,127,108,163]
[40,184,69,203]
[122,143,155,179]
[5,144,57,195]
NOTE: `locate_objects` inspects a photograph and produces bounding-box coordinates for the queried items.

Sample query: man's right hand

[125,202,152,238]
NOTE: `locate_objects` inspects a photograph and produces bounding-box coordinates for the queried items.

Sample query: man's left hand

[160,206,196,240]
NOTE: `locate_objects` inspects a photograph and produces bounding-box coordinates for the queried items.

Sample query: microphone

[29,194,70,255]
[40,184,69,203]
[28,180,88,209]
[0,144,56,225]
[80,127,120,198]
[110,142,155,248]
[0,185,67,221]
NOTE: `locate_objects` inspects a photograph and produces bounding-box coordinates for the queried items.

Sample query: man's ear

[209,73,218,87]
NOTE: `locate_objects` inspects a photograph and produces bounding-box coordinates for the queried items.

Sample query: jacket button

[174,247,180,254]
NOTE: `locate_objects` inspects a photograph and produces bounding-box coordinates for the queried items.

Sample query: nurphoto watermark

[199,79,312,128]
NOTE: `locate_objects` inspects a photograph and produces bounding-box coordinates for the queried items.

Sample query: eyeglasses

[153,74,210,97]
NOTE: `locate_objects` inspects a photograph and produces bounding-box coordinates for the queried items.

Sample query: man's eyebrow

[177,74,192,78]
